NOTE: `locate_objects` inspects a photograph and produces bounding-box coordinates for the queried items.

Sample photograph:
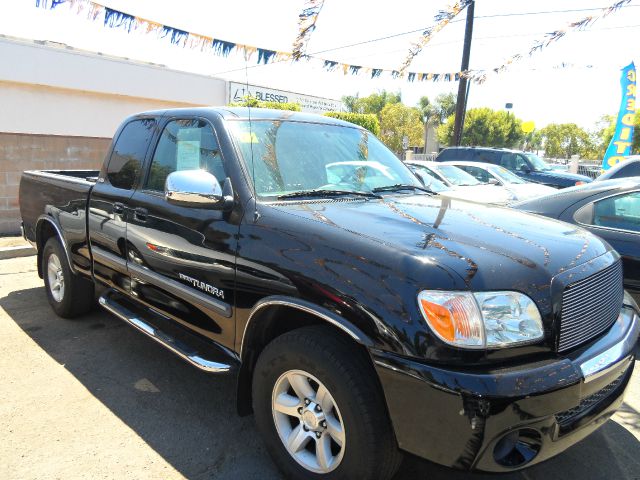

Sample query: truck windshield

[228,120,422,198]
[435,165,480,186]
[525,153,552,171]
[490,166,526,184]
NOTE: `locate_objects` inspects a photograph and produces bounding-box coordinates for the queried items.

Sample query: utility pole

[453,0,475,146]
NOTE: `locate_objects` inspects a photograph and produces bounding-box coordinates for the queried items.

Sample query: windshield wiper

[276,189,382,200]
[373,184,433,194]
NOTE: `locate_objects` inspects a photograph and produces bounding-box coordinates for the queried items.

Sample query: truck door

[125,117,238,348]
[88,117,157,291]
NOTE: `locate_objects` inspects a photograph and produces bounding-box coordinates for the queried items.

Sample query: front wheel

[252,325,402,480]
[42,237,94,318]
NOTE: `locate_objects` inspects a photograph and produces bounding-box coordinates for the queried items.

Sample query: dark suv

[436,147,592,188]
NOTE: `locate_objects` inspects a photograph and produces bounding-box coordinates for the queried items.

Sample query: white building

[0,35,341,234]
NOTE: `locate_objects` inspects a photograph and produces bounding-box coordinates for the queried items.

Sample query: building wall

[0,133,111,234]
[0,36,230,234]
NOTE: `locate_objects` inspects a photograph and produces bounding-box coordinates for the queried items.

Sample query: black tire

[252,325,402,480]
[42,236,94,318]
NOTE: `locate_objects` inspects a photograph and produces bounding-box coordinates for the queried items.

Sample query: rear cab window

[106,118,157,190]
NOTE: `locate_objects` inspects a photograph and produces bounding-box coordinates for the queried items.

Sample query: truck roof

[133,107,359,129]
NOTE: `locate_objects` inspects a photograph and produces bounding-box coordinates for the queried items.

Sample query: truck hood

[271,194,610,295]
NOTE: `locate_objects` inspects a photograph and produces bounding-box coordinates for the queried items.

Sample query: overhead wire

[210,3,639,76]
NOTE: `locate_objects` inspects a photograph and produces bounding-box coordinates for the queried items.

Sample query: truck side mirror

[165,170,233,210]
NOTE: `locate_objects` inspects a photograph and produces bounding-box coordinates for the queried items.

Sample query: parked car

[20,108,638,479]
[406,160,514,204]
[442,160,556,201]
[596,156,640,181]
[514,178,640,303]
[435,147,592,188]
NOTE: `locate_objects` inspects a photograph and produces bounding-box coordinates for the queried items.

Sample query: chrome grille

[558,260,623,352]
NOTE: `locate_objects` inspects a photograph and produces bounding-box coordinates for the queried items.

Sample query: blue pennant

[104,7,136,33]
[323,60,339,71]
[349,65,361,75]
[257,48,276,64]
[161,26,188,46]
[212,39,236,56]
[407,72,416,82]
[371,69,382,79]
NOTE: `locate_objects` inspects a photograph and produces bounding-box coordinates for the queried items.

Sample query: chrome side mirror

[488,178,500,185]
[165,170,233,210]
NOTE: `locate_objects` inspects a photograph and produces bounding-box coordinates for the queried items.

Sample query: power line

[211,3,639,76]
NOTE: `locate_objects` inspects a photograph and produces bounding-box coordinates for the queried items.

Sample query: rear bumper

[373,306,638,472]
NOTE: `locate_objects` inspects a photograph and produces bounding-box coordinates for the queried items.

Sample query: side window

[475,151,498,164]
[500,153,527,172]
[107,118,156,190]
[146,119,225,192]
[613,162,640,179]
[458,165,489,182]
[593,192,640,232]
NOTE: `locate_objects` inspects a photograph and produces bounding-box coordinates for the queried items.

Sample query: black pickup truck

[20,108,639,479]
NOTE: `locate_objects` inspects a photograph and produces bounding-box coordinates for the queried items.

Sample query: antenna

[243,49,259,222]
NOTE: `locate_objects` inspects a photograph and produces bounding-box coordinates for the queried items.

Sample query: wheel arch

[35,215,73,279]
[236,296,375,416]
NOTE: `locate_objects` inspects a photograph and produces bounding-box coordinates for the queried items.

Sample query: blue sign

[602,62,636,171]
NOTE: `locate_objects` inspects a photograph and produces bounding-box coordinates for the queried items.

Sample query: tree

[323,112,380,135]
[437,107,524,148]
[379,103,424,153]
[417,93,456,126]
[341,90,401,116]
[538,123,596,159]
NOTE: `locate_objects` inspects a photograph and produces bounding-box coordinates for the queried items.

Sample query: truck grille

[558,260,623,352]
[555,372,626,427]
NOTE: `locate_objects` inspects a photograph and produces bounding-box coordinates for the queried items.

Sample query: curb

[0,245,37,260]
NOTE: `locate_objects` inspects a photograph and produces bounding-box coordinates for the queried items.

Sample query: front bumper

[373,306,638,472]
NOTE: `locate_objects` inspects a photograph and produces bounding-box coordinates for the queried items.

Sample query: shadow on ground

[1,285,639,480]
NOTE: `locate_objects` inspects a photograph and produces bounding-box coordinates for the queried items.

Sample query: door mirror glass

[488,177,499,185]
[165,170,223,207]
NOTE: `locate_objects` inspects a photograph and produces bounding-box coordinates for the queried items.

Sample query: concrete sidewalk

[0,235,35,260]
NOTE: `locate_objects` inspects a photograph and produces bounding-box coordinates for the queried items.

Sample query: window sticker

[176,128,201,170]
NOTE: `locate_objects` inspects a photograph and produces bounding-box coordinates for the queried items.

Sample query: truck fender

[35,215,75,278]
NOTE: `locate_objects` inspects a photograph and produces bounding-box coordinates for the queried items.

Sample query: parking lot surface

[1,255,639,480]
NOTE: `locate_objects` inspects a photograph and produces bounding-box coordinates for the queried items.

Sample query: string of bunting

[34,0,463,82]
[398,0,472,74]
[291,0,325,61]
[464,0,631,83]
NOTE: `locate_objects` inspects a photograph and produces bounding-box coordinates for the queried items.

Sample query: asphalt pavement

[1,255,639,480]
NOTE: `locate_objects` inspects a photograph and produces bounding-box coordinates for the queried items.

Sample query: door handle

[113,202,125,215]
[134,207,148,222]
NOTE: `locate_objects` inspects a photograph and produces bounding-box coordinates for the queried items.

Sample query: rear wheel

[252,325,402,480]
[42,237,94,318]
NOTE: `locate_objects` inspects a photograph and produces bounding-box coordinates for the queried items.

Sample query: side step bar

[99,289,238,373]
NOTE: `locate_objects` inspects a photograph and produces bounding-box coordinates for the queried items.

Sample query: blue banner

[602,62,636,171]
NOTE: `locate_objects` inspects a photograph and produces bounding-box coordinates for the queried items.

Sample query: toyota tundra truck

[19,108,639,479]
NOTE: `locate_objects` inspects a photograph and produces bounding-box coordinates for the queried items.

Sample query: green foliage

[538,123,596,159]
[379,103,424,153]
[228,95,301,111]
[634,114,640,154]
[438,107,524,148]
[417,93,457,125]
[341,90,401,116]
[323,112,380,136]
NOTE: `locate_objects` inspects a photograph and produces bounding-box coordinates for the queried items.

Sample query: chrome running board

[99,290,237,373]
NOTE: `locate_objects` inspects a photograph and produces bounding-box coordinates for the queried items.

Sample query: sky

[1,0,639,130]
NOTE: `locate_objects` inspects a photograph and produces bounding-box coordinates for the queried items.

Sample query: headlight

[418,290,544,349]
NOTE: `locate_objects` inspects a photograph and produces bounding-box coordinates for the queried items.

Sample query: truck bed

[19,170,99,269]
